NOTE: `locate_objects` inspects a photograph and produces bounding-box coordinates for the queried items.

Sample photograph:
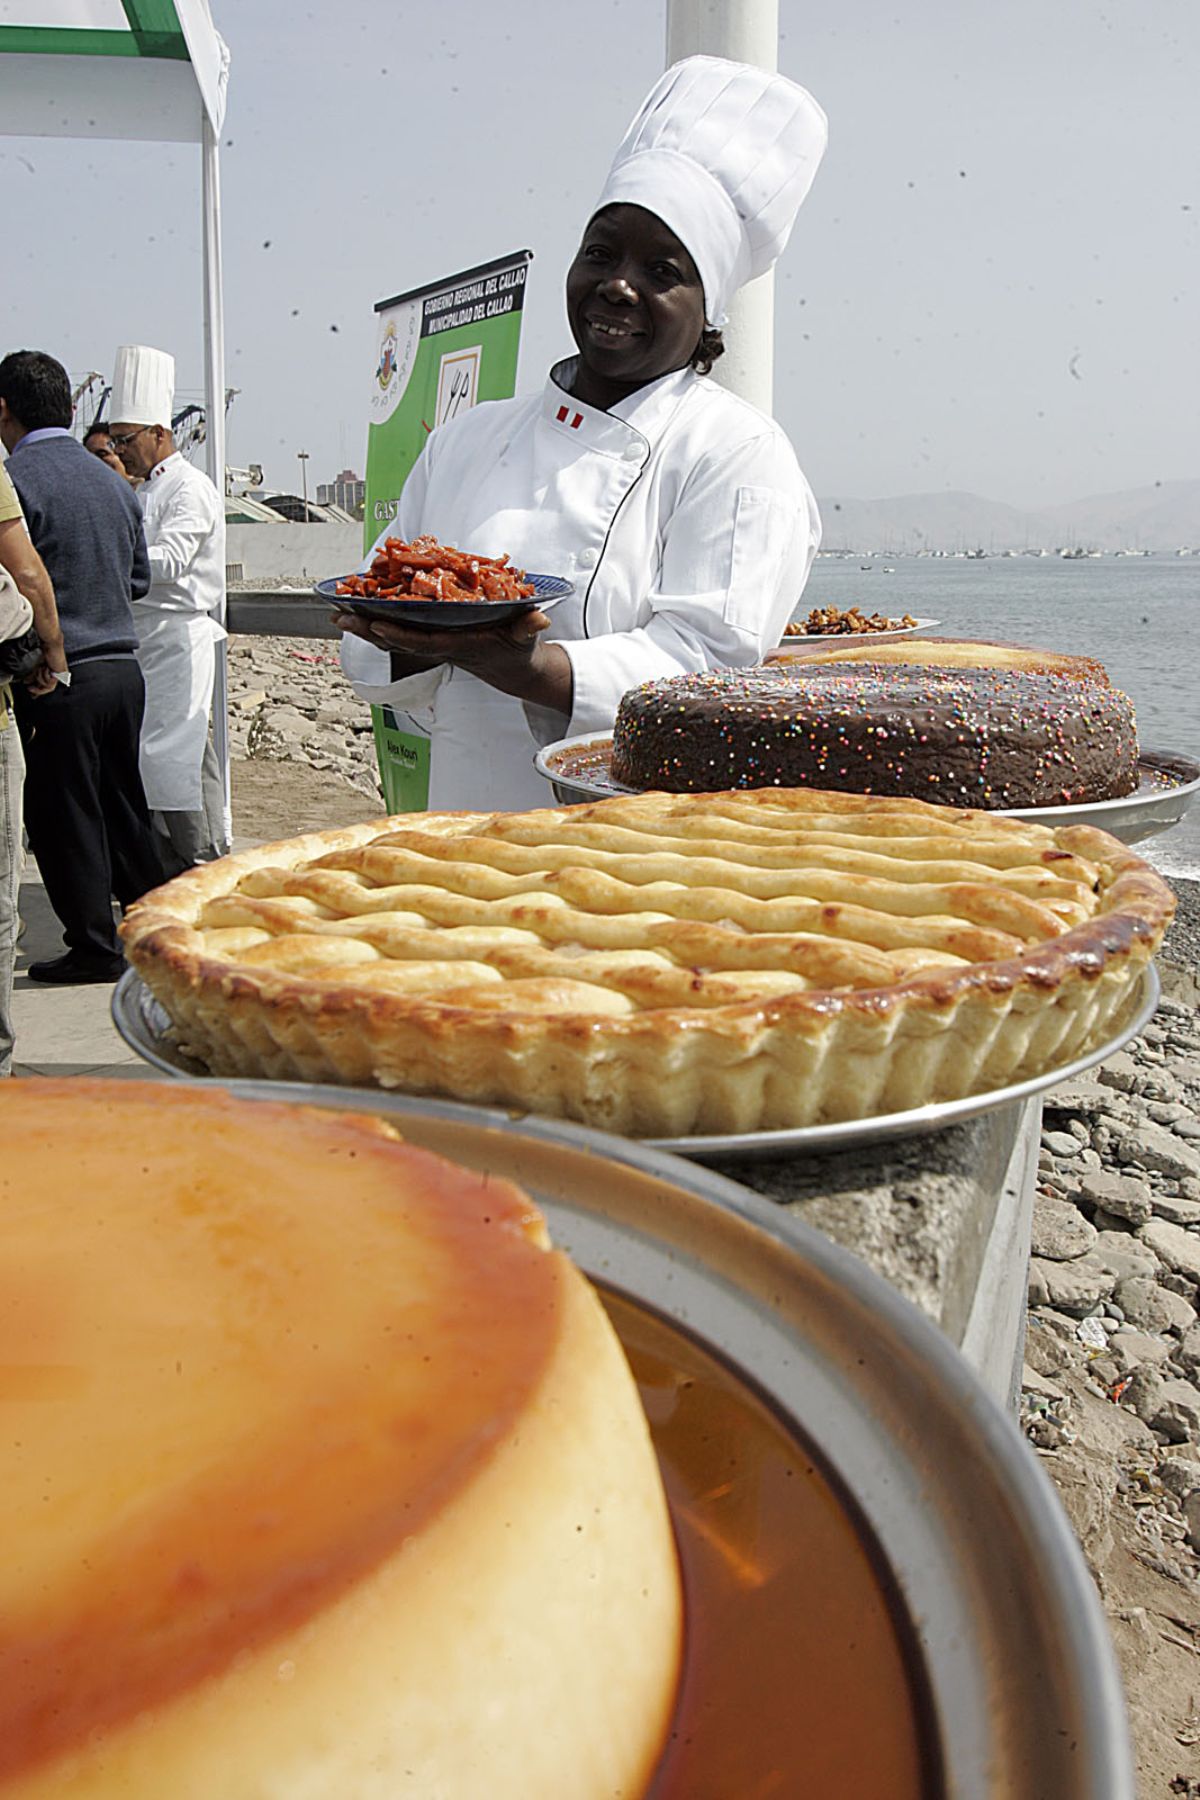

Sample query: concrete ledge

[958,1100,1039,1408]
[226,591,339,640]
[710,1097,1041,1407]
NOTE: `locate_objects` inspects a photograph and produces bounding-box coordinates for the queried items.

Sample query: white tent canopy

[0,1,227,140]
[0,0,232,837]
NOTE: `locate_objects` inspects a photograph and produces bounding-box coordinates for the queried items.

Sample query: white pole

[201,110,232,849]
[665,0,779,415]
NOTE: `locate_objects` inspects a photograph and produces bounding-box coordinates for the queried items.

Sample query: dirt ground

[1029,1358,1200,1796]
[231,755,384,841]
[228,752,1200,1796]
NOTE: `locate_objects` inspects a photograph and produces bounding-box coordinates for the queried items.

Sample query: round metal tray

[142,1076,1133,1798]
[113,964,1158,1163]
[1002,749,1200,840]
[533,734,1200,847]
[770,615,940,654]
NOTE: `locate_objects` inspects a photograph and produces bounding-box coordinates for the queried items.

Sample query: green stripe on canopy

[122,0,188,57]
[0,2,186,60]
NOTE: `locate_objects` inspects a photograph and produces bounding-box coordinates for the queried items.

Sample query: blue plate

[316,569,573,629]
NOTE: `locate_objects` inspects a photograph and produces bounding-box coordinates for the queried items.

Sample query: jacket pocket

[725,485,796,636]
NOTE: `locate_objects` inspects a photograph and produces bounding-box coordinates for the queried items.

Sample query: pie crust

[121,792,1175,1137]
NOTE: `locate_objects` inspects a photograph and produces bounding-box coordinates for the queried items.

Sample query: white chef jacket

[134,452,226,811]
[341,359,819,811]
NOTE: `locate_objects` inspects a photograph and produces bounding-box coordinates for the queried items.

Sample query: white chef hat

[594,55,828,328]
[110,344,175,429]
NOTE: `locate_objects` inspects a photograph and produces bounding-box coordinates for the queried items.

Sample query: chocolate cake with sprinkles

[610,661,1140,809]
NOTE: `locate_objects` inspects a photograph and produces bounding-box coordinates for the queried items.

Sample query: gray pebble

[1028,1254,1116,1316]
[1140,1219,1200,1284]
[1187,1491,1200,1554]
[1158,1270,1200,1306]
[1157,1457,1200,1500]
[1147,1101,1190,1126]
[1118,1122,1200,1180]
[1152,1194,1200,1228]
[1043,1130,1083,1158]
[1091,1232,1158,1284]
[1152,1378,1200,1444]
[1031,1196,1097,1262]
[1113,1276,1195,1334]
[1092,1206,1137,1235]
[1109,1329,1172,1371]
[1097,1053,1141,1095]
[1078,1170,1154,1226]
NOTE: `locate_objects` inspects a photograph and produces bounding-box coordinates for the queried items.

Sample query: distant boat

[860,563,873,571]
[965,547,987,559]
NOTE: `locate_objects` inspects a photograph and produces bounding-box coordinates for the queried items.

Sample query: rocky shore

[1020,987,1200,1796]
[226,633,382,805]
[228,632,1200,1794]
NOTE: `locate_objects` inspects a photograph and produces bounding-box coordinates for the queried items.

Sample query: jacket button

[621,442,644,462]
[577,547,599,570]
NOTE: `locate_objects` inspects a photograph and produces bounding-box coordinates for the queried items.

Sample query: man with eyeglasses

[83,421,136,484]
[0,348,165,984]
[109,345,226,877]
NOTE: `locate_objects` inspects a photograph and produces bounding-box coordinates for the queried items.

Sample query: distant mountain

[1037,481,1200,553]
[816,480,1200,554]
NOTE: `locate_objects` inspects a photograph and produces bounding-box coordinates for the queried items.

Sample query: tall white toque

[110,345,175,429]
[594,55,828,329]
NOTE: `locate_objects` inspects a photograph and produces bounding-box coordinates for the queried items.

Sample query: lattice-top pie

[121,791,1174,1136]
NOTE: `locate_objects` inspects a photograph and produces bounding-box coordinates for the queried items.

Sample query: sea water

[797,553,1200,879]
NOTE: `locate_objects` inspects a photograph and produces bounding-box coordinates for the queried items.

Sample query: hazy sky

[2,0,1196,506]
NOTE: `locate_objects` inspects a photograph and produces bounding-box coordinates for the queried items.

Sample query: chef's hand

[332,608,573,716]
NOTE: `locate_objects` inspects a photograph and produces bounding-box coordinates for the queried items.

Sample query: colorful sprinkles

[610,662,1140,810]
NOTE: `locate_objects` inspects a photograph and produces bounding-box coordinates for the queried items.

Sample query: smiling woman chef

[338,56,828,811]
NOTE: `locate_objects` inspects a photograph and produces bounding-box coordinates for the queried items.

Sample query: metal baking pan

[169,1077,1133,1798]
[113,964,1159,1163]
[533,733,1200,847]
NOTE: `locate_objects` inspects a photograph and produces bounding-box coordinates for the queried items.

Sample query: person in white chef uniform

[109,345,227,874]
[337,56,828,812]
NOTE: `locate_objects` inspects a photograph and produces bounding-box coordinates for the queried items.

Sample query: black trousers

[15,656,166,959]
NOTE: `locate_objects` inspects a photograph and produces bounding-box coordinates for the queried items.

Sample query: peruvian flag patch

[555,405,583,430]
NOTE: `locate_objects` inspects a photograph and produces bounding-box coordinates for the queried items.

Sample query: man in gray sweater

[0,350,165,983]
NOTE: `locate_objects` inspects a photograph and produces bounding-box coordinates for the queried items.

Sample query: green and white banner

[364,249,532,813]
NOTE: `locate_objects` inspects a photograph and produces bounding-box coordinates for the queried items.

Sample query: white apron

[135,453,226,813]
[342,361,818,812]
[133,605,224,812]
